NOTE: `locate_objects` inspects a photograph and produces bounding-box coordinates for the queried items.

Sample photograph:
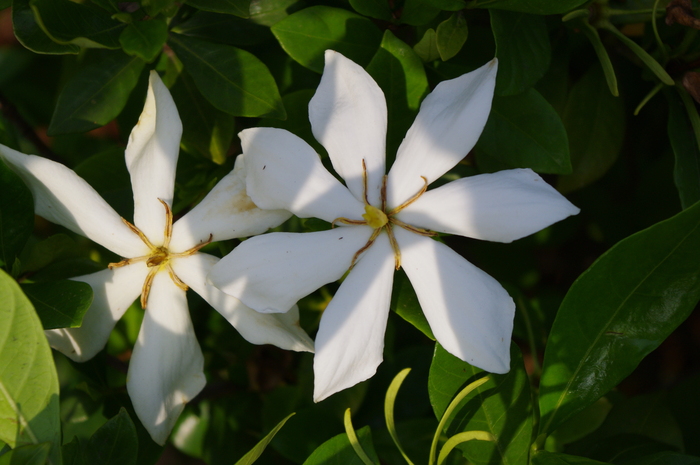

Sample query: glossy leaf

[366,30,428,158]
[234,413,294,465]
[348,0,392,21]
[249,0,301,26]
[539,200,700,436]
[30,0,125,49]
[475,0,587,14]
[47,51,145,135]
[0,443,50,465]
[12,0,79,54]
[0,269,61,465]
[491,10,550,96]
[429,344,533,465]
[475,88,571,174]
[531,451,612,465]
[171,11,273,46]
[557,64,625,193]
[20,281,93,330]
[436,12,468,61]
[187,0,251,17]
[667,88,700,209]
[413,29,439,63]
[303,426,379,465]
[390,271,434,340]
[271,6,382,73]
[0,161,33,273]
[119,19,168,62]
[86,409,137,465]
[168,33,286,119]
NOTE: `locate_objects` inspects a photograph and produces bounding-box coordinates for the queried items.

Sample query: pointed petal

[209,227,373,313]
[127,272,205,445]
[387,60,498,207]
[45,263,148,361]
[0,146,147,257]
[240,127,365,223]
[313,234,395,401]
[173,253,314,352]
[395,228,513,373]
[396,169,580,243]
[309,50,387,206]
[125,71,182,245]
[170,154,291,252]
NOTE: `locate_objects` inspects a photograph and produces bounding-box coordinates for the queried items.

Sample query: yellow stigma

[362,205,388,229]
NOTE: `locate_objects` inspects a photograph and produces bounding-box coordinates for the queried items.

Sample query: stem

[634,82,664,115]
[651,0,669,62]
[516,296,541,378]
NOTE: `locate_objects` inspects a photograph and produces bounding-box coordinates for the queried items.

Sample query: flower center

[108,199,212,309]
[332,160,436,270]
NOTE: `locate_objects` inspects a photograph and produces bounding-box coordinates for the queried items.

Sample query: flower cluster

[0,52,578,443]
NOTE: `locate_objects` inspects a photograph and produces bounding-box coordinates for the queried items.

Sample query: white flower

[0,71,313,444]
[209,51,580,402]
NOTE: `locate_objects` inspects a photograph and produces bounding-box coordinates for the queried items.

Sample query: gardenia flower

[0,71,313,444]
[210,51,580,401]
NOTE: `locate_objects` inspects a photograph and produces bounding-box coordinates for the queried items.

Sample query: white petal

[0,145,147,257]
[209,227,373,313]
[45,263,148,361]
[240,127,365,223]
[172,253,314,352]
[395,228,513,373]
[170,154,291,252]
[309,50,387,206]
[313,233,395,402]
[125,71,182,245]
[127,272,205,445]
[387,60,498,208]
[396,169,580,243]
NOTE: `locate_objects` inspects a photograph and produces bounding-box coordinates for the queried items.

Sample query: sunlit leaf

[436,12,468,61]
[234,413,294,465]
[303,426,379,465]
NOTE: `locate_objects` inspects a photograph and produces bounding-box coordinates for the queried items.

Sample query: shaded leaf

[531,451,612,465]
[249,0,302,26]
[390,270,434,340]
[436,12,468,61]
[0,442,50,465]
[349,0,392,21]
[12,0,79,54]
[303,426,379,465]
[0,161,33,273]
[187,0,252,17]
[476,0,587,14]
[119,19,168,62]
[399,0,440,26]
[171,11,273,46]
[86,409,137,465]
[667,88,700,209]
[20,280,93,330]
[234,413,294,465]
[21,235,76,273]
[413,28,439,63]
[627,452,700,465]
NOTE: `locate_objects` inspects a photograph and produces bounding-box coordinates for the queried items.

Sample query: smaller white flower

[0,71,313,444]
[209,51,579,402]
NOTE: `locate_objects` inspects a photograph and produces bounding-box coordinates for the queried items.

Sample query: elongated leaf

[271,6,382,73]
[475,88,571,174]
[187,0,251,17]
[558,64,625,193]
[0,161,33,273]
[476,0,587,14]
[119,19,168,62]
[531,451,612,465]
[86,409,137,465]
[366,30,428,158]
[20,281,93,330]
[171,11,272,46]
[539,200,700,436]
[303,426,379,465]
[234,413,294,465]
[249,0,301,26]
[429,344,532,465]
[0,443,50,465]
[0,269,61,465]
[491,10,550,96]
[399,0,440,26]
[413,28,439,63]
[667,88,700,209]
[436,12,468,61]
[168,34,285,119]
[48,51,145,135]
[30,0,125,49]
[12,0,79,54]
[349,0,392,21]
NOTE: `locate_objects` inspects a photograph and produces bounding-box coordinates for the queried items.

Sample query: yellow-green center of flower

[332,160,436,270]
[108,199,212,309]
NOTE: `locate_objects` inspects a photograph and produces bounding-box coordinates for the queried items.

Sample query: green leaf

[366,30,428,158]
[628,452,700,465]
[413,28,439,63]
[578,20,618,97]
[86,409,137,465]
[391,271,434,340]
[428,344,533,465]
[0,161,33,273]
[491,10,550,96]
[557,64,625,193]
[419,0,465,11]
[21,234,76,273]
[168,33,285,119]
[249,0,302,26]
[30,0,126,49]
[475,88,571,174]
[61,437,86,465]
[531,451,612,465]
[20,281,93,330]
[303,426,379,465]
[0,442,50,465]
[141,0,175,16]
[547,398,612,449]
[0,269,61,465]
[436,12,468,61]
[667,88,700,209]
[538,200,700,436]
[476,0,587,14]
[47,51,145,135]
[171,11,273,46]
[170,70,235,164]
[12,0,79,54]
[234,413,294,465]
[399,0,440,26]
[119,19,168,62]
[259,90,319,152]
[349,0,392,21]
[187,0,251,17]
[271,6,382,73]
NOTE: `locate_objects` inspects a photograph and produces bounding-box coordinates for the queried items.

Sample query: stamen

[332,217,368,228]
[141,267,159,309]
[385,223,401,270]
[348,228,382,270]
[388,176,428,215]
[158,199,173,249]
[168,264,189,291]
[172,234,214,258]
[121,217,156,249]
[361,159,369,205]
[390,218,438,237]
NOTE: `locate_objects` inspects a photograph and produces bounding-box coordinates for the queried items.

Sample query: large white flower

[209,51,580,402]
[0,71,313,444]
